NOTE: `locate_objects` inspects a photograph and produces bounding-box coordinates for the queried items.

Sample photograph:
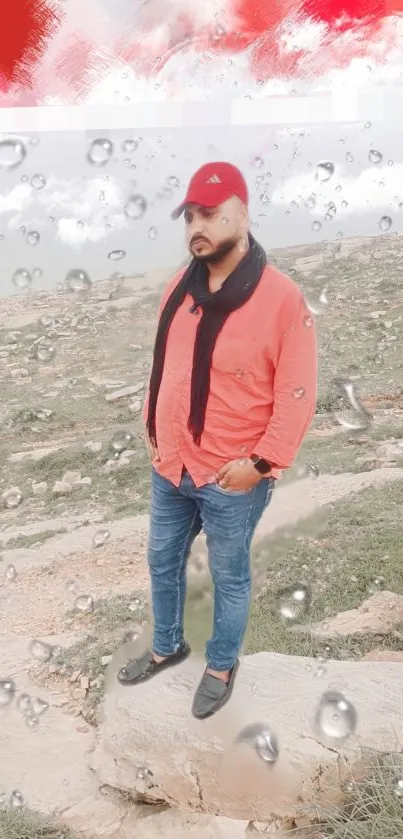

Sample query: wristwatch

[250,453,272,475]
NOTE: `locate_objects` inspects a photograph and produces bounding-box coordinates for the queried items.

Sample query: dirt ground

[0,233,403,832]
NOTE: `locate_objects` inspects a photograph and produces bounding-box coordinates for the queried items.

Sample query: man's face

[184,197,248,264]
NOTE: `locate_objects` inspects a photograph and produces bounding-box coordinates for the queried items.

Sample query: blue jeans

[147,467,275,672]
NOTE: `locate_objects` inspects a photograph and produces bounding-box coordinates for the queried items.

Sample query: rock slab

[92,651,403,824]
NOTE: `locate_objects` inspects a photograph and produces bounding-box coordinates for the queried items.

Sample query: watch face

[253,457,271,474]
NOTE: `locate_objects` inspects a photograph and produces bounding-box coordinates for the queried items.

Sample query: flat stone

[92,651,403,825]
[105,383,145,403]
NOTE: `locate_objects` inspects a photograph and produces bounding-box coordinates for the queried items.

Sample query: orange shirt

[143,263,317,488]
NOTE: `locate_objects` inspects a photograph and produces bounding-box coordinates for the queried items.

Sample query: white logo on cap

[206,175,222,184]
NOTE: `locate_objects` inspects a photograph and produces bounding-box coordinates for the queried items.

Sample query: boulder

[304,591,403,637]
[91,651,403,826]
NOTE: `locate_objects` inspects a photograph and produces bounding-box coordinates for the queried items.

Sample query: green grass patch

[2,529,67,551]
[183,480,403,660]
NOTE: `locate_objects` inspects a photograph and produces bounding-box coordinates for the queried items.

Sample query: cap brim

[171,203,186,220]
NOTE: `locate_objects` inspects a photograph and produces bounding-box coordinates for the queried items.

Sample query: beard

[190,235,239,265]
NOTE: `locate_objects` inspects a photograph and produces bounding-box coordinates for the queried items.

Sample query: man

[118,161,317,720]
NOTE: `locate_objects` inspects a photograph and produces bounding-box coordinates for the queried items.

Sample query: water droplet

[135,766,153,794]
[108,249,126,261]
[307,463,319,479]
[315,691,357,740]
[303,315,314,328]
[31,173,46,190]
[87,138,113,166]
[93,529,110,549]
[148,226,157,240]
[66,579,77,593]
[29,640,54,662]
[379,215,392,232]
[367,575,385,594]
[0,678,16,707]
[110,430,134,454]
[33,268,43,279]
[235,369,244,378]
[292,387,305,400]
[75,594,94,613]
[276,583,311,621]
[12,268,32,289]
[25,713,39,730]
[123,630,139,644]
[16,693,32,714]
[368,149,382,164]
[167,175,180,188]
[235,723,279,764]
[306,194,317,209]
[3,486,23,509]
[314,664,327,678]
[345,152,354,162]
[18,225,27,236]
[64,269,92,293]
[252,156,264,168]
[122,139,138,153]
[315,162,335,182]
[5,563,17,581]
[332,377,372,430]
[0,138,26,169]
[312,220,322,231]
[393,776,403,797]
[124,194,147,220]
[26,230,40,246]
[34,340,55,363]
[364,121,371,129]
[9,789,24,809]
[31,697,49,716]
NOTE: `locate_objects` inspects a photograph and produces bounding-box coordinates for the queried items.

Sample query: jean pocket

[264,477,275,504]
[212,482,252,496]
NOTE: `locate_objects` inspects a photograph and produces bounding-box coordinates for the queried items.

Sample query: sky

[0,118,403,299]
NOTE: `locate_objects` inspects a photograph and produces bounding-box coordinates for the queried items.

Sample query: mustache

[190,237,210,247]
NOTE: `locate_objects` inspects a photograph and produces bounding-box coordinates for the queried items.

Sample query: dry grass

[0,807,74,839]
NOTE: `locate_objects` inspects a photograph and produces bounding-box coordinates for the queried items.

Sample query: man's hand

[215,458,262,492]
[144,430,160,463]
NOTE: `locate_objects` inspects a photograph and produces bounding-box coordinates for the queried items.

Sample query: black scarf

[146,233,267,447]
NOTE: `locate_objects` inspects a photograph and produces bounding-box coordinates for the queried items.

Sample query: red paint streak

[0,0,61,94]
[1,0,402,103]
[54,35,96,94]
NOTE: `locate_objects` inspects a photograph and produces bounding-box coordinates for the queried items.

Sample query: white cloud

[0,175,130,247]
[272,163,403,218]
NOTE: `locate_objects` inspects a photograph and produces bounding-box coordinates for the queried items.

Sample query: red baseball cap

[171,161,249,220]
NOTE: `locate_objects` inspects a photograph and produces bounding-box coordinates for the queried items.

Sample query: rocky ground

[0,233,403,838]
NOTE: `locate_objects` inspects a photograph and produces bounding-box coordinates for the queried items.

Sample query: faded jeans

[147,467,275,672]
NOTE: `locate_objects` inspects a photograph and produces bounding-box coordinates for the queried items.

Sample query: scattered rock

[129,400,142,414]
[354,456,397,470]
[52,480,74,496]
[33,481,48,495]
[305,592,403,637]
[361,649,403,662]
[105,383,145,403]
[84,440,103,453]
